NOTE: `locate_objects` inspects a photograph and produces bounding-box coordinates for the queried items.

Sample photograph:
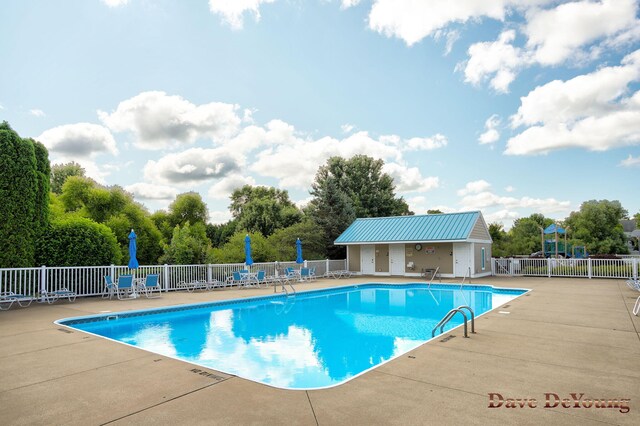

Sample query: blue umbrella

[128,229,139,269]
[245,234,253,266]
[296,238,303,264]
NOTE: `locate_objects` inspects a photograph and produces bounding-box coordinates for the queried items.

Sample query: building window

[481,247,486,271]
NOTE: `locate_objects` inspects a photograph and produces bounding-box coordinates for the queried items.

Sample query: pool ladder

[280,279,296,297]
[432,306,475,338]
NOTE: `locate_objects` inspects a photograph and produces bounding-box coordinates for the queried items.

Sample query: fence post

[207,264,212,285]
[40,265,47,301]
[547,258,551,278]
[326,259,330,275]
[491,258,495,276]
[588,258,592,279]
[164,264,169,292]
[633,258,638,280]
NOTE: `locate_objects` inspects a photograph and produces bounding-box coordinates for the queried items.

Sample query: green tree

[31,140,50,241]
[36,217,122,266]
[268,220,327,261]
[427,209,443,214]
[210,231,275,264]
[229,185,302,237]
[307,176,356,259]
[0,122,38,267]
[505,214,553,256]
[50,161,85,194]
[160,222,213,265]
[167,192,209,229]
[58,176,164,264]
[206,220,238,248]
[488,222,509,257]
[565,200,628,254]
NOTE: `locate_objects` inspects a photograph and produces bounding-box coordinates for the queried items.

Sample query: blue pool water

[58,283,527,389]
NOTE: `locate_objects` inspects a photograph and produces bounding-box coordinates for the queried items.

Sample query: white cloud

[37,123,118,158]
[29,109,45,117]
[504,185,515,192]
[478,114,501,144]
[457,180,491,196]
[124,183,178,200]
[101,0,129,7]
[462,30,530,93]
[208,0,275,30]
[368,0,512,47]
[524,0,639,66]
[506,50,640,155]
[484,209,520,224]
[209,210,233,225]
[403,134,448,151]
[619,154,640,167]
[98,91,242,149]
[460,191,571,214]
[208,174,256,200]
[341,0,361,9]
[144,147,242,185]
[341,123,355,134]
[383,163,440,193]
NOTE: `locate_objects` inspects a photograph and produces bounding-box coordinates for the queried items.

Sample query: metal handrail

[427,266,440,289]
[460,267,471,290]
[432,305,476,338]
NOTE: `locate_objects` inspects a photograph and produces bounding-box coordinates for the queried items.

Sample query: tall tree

[50,161,85,194]
[267,220,327,261]
[565,200,628,254]
[229,185,302,237]
[0,122,38,267]
[160,222,213,265]
[505,214,553,256]
[167,192,209,229]
[210,230,274,264]
[488,222,508,257]
[31,139,50,242]
[308,155,410,258]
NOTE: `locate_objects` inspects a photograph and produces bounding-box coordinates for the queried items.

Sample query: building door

[389,244,405,276]
[361,245,375,275]
[453,243,471,278]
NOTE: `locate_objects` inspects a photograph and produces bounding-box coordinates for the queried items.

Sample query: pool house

[335,211,493,279]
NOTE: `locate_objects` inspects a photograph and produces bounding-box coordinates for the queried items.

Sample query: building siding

[404,242,453,274]
[348,245,361,272]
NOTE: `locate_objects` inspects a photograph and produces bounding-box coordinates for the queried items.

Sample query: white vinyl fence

[492,257,639,280]
[0,259,348,300]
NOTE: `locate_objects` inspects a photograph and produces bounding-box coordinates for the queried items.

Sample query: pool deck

[1,276,639,425]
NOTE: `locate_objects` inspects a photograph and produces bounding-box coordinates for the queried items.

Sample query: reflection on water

[75,286,516,389]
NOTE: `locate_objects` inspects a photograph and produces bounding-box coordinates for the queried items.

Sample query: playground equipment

[540,224,587,258]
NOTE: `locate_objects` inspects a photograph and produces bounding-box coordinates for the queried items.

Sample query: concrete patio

[0,276,638,426]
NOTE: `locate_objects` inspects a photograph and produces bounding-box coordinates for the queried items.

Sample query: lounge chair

[42,288,77,304]
[0,292,33,309]
[300,268,310,281]
[138,274,161,298]
[116,275,134,300]
[103,275,117,299]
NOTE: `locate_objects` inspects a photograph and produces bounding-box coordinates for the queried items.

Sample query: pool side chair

[634,295,640,316]
[300,268,310,282]
[0,293,15,310]
[116,275,134,300]
[42,288,77,304]
[626,278,640,291]
[256,270,267,287]
[103,275,117,299]
[139,274,161,298]
[0,292,33,308]
[177,280,197,292]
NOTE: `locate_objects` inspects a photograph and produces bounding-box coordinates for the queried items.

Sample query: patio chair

[308,267,317,281]
[115,275,134,300]
[0,292,33,309]
[177,280,197,292]
[138,274,161,298]
[255,270,267,287]
[42,288,77,304]
[300,268,310,281]
[103,275,117,299]
[634,296,640,316]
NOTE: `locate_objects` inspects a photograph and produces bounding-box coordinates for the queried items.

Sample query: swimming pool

[57,283,528,390]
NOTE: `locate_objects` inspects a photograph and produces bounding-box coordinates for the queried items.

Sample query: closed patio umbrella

[128,229,140,298]
[296,238,303,264]
[245,234,253,267]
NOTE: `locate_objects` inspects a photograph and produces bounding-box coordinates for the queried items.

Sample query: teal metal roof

[334,211,481,244]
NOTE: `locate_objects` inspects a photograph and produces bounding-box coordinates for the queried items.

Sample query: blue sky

[1,0,639,228]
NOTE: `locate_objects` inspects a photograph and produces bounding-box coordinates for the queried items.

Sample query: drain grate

[57,328,73,334]
[502,304,510,308]
[440,335,456,343]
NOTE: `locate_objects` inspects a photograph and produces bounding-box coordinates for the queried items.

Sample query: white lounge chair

[0,292,33,309]
[42,288,77,304]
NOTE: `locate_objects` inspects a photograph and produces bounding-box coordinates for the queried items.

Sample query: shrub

[35,217,122,266]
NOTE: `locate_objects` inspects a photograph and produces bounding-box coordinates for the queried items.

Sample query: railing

[432,306,475,338]
[0,259,348,300]
[492,257,638,279]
